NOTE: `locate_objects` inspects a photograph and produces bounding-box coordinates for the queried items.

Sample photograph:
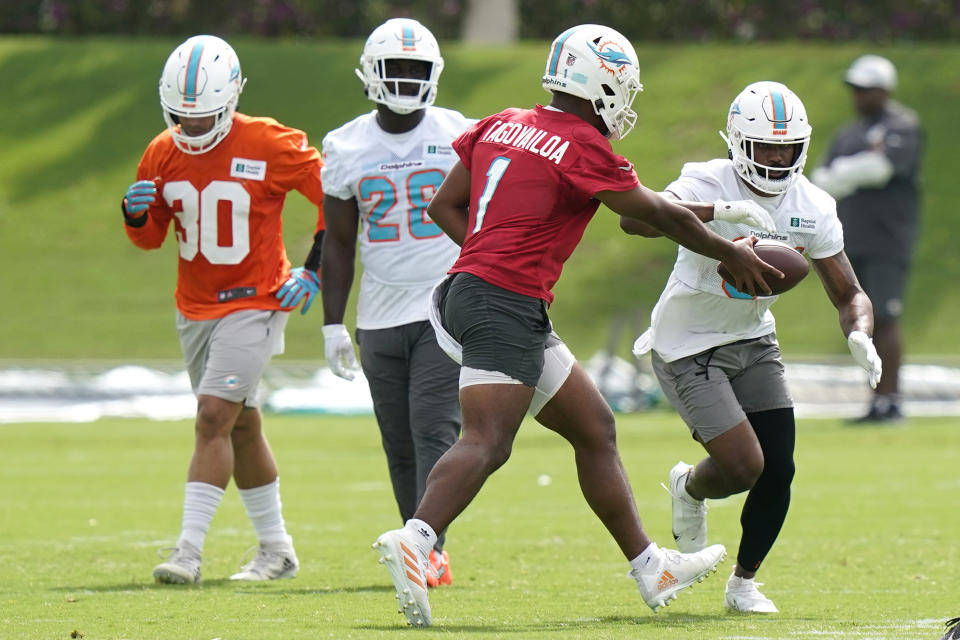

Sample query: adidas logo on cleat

[657,570,679,591]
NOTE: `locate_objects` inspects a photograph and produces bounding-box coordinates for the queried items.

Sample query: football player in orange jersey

[121,35,325,584]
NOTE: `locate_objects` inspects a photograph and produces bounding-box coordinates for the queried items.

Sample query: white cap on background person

[844,54,897,91]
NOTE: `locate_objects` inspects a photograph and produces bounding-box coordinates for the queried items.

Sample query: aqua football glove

[123,179,158,215]
[276,267,320,315]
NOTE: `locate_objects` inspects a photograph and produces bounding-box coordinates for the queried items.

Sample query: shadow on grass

[50,581,394,595]
[356,613,739,633]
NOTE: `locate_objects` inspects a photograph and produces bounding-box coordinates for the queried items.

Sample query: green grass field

[2,412,957,639]
[2,37,960,363]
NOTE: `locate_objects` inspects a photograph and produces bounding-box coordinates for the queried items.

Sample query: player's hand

[847,330,883,389]
[719,237,782,298]
[322,324,359,381]
[123,179,158,215]
[714,200,777,234]
[276,267,320,315]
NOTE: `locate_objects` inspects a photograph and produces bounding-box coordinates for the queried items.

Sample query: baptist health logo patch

[423,142,454,157]
[231,157,267,181]
[790,216,816,230]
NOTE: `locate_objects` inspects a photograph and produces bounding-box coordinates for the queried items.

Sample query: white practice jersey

[322,106,476,329]
[636,158,844,362]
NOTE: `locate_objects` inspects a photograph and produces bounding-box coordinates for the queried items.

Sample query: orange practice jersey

[126,113,325,320]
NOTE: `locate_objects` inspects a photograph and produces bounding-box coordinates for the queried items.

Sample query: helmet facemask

[357,18,444,115]
[592,72,642,140]
[721,81,811,195]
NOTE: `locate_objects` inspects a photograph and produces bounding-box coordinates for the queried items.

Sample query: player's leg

[736,408,795,576]
[376,379,531,625]
[199,309,298,580]
[867,259,908,416]
[529,338,725,612]
[849,256,907,421]
[652,343,765,508]
[374,273,542,626]
[357,325,417,522]
[650,337,773,608]
[722,337,795,612]
[153,312,237,583]
[534,361,649,556]
[407,321,461,586]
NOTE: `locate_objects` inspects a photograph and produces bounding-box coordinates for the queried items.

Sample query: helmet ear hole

[602,84,616,96]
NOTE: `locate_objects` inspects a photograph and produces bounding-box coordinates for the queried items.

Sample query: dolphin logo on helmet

[541,24,644,140]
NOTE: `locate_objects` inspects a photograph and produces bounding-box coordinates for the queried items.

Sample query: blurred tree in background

[2,0,958,40]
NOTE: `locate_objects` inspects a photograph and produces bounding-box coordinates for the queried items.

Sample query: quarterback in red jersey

[121,35,324,584]
[372,24,782,627]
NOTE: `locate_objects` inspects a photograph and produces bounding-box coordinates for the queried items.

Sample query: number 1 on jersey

[473,156,511,233]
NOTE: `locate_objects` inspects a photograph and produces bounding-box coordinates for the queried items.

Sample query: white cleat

[663,461,708,553]
[153,541,202,584]
[373,529,431,627]
[724,571,779,613]
[631,542,726,612]
[229,539,299,581]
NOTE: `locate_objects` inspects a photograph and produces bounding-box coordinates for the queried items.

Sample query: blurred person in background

[288,17,474,588]
[813,55,924,423]
[625,81,881,613]
[121,34,325,584]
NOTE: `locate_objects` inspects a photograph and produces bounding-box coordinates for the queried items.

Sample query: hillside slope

[1,37,957,362]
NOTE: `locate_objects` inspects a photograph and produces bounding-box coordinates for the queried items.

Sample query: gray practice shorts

[440,272,552,387]
[651,333,792,443]
[176,309,288,407]
[847,254,908,320]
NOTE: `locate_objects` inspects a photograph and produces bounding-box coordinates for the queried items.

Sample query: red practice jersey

[125,113,325,320]
[450,105,639,303]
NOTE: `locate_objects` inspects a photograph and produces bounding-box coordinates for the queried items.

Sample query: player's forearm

[303,230,324,273]
[619,215,661,237]
[429,204,468,245]
[319,237,355,325]
[122,211,168,250]
[671,200,716,223]
[838,292,873,338]
[650,200,733,262]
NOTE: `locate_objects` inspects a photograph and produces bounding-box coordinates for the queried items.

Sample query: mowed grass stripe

[0,412,957,639]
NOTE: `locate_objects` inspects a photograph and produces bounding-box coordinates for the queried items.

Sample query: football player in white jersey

[624,81,883,613]
[286,17,473,587]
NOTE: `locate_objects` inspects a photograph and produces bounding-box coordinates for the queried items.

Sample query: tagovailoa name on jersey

[479,120,570,165]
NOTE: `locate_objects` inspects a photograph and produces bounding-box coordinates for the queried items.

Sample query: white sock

[238,478,290,547]
[178,481,225,552]
[728,570,752,586]
[629,542,661,573]
[405,518,437,556]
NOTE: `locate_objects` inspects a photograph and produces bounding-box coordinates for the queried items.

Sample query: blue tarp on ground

[1,358,959,423]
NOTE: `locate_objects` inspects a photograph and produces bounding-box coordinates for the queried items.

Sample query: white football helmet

[721,81,812,195]
[356,18,444,115]
[541,24,643,140]
[159,35,246,155]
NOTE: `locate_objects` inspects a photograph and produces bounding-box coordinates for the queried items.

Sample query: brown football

[717,239,810,296]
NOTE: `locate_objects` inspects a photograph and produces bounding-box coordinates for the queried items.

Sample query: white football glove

[847,330,883,389]
[714,200,777,234]
[322,324,359,381]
